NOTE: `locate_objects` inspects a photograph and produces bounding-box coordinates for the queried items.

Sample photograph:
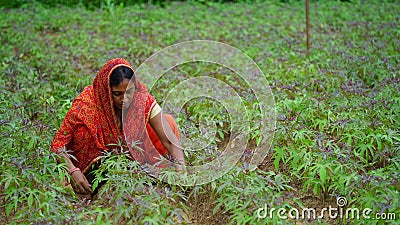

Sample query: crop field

[0,0,399,224]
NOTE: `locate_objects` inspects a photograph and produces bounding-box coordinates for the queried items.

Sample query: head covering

[92,58,149,154]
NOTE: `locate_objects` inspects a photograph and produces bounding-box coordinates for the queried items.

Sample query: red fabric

[145,114,180,159]
[50,58,178,173]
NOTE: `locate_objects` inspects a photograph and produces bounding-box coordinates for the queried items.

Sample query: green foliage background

[2,0,257,9]
[0,0,399,224]
[2,0,395,9]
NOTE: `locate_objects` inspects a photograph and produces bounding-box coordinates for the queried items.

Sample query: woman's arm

[55,147,92,194]
[149,112,185,170]
[55,146,76,170]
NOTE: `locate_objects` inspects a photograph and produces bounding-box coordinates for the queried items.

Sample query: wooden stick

[306,0,310,51]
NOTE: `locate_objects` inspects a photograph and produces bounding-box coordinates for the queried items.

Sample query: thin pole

[306,0,310,51]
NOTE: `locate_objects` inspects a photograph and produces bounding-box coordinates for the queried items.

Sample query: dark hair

[109,66,135,86]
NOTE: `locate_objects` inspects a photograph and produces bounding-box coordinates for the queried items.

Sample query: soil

[187,192,231,225]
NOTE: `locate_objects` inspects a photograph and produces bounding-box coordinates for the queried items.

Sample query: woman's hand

[174,164,186,173]
[55,147,92,195]
[173,158,185,172]
[70,170,92,195]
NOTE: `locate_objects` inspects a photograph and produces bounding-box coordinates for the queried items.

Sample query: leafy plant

[0,0,399,224]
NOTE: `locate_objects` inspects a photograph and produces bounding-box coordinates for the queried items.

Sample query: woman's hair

[109,66,135,86]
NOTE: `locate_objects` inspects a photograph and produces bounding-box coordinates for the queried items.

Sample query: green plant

[0,0,399,224]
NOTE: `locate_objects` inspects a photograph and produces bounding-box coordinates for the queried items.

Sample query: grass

[0,0,399,224]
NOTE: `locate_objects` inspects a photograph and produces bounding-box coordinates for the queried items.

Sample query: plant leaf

[319,166,327,184]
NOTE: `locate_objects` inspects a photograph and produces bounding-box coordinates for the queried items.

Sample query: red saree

[50,58,179,174]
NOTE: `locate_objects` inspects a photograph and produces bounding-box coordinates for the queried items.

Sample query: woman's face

[111,78,135,110]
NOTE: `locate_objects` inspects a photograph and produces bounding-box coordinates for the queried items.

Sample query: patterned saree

[50,58,178,174]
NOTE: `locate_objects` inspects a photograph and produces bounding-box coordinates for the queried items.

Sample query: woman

[51,58,185,199]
